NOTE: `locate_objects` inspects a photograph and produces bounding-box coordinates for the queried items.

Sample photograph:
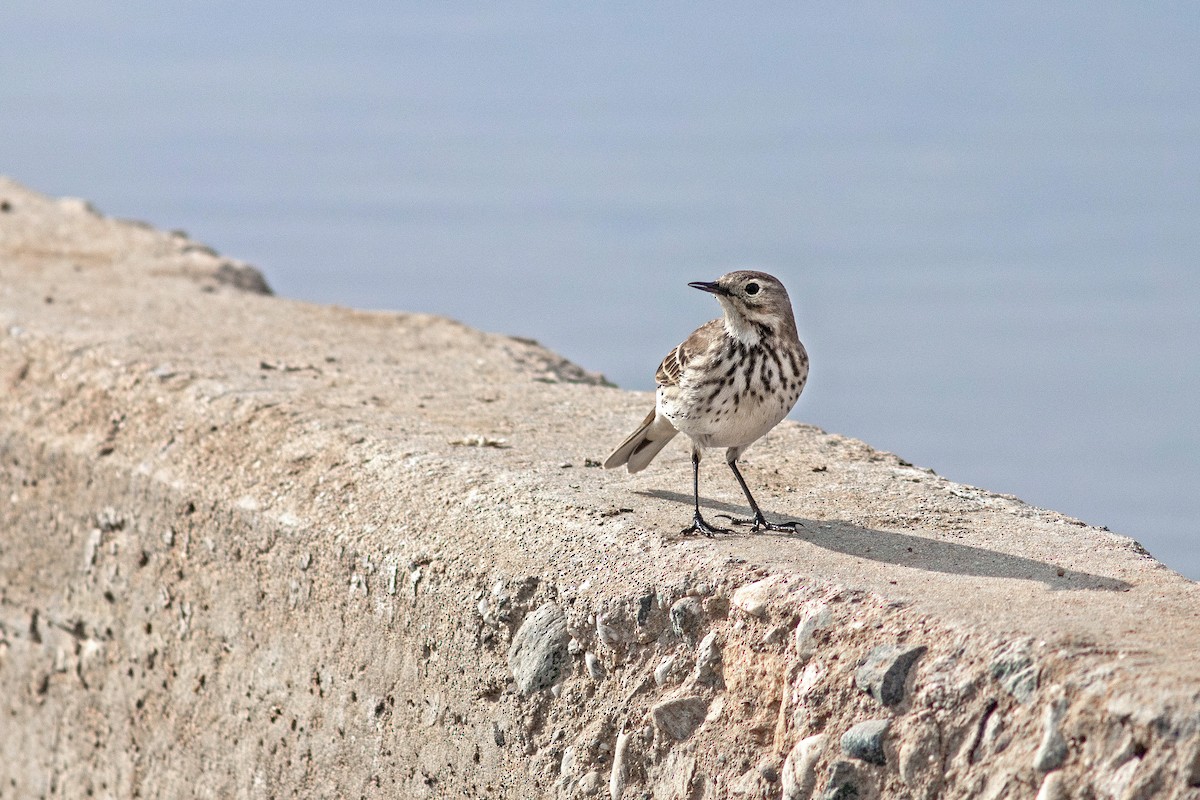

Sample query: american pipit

[604,271,809,535]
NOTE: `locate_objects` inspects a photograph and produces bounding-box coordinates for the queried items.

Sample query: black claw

[757,519,802,533]
[681,513,733,537]
[719,513,802,533]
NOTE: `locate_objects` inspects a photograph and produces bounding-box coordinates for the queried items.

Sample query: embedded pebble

[609,730,630,800]
[782,733,827,800]
[856,644,927,707]
[762,623,789,644]
[841,718,891,766]
[651,695,709,741]
[794,600,833,656]
[654,655,677,687]
[1033,692,1068,772]
[728,767,765,795]
[559,746,577,788]
[991,642,1039,704]
[980,706,1012,756]
[596,611,624,649]
[693,631,723,686]
[732,576,784,618]
[1035,770,1068,800]
[578,770,602,796]
[585,651,606,680]
[1105,758,1140,799]
[507,602,569,695]
[637,592,654,626]
[670,597,703,638]
[818,760,861,800]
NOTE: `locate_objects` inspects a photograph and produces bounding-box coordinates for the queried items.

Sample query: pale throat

[720,308,764,345]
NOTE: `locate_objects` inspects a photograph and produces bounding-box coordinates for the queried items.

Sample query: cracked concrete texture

[1,176,1198,798]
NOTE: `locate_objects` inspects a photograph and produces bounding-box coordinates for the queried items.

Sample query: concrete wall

[2,177,1199,799]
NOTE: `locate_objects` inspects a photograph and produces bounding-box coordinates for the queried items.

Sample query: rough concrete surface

[1,176,1198,799]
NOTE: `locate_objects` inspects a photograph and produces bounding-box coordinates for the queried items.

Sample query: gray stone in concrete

[693,630,723,687]
[841,718,891,766]
[819,760,862,800]
[1033,694,1069,773]
[507,602,569,695]
[670,596,703,639]
[651,696,709,741]
[584,650,606,681]
[856,644,927,707]
[991,641,1040,704]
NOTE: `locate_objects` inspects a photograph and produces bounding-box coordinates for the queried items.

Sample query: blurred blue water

[3,3,1197,577]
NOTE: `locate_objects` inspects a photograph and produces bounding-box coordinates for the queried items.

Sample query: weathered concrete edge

[4,419,1198,799]
[2,180,1199,798]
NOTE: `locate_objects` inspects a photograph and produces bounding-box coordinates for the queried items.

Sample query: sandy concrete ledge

[1,177,1198,799]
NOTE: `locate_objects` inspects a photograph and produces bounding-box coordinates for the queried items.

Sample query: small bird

[604,271,809,535]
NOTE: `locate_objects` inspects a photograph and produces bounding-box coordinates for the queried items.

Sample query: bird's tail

[603,409,678,473]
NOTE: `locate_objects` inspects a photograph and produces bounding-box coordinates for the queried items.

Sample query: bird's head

[689,270,796,343]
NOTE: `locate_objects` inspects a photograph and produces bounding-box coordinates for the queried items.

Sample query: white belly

[657,379,801,450]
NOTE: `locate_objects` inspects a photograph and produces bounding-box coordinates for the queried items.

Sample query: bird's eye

[744,282,761,296]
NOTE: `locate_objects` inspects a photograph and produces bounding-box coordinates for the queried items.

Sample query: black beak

[688,280,728,296]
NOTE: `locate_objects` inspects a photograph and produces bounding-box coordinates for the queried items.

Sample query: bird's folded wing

[655,319,722,388]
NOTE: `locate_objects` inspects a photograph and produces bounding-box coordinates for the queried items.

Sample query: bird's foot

[681,513,733,537]
[719,513,803,533]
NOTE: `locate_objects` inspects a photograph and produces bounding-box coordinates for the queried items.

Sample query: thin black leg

[680,449,731,536]
[722,459,800,533]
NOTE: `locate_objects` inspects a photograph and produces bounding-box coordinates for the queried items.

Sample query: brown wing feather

[655,345,683,387]
[656,319,724,387]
